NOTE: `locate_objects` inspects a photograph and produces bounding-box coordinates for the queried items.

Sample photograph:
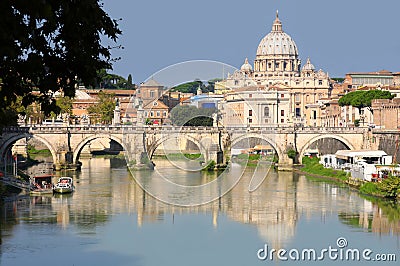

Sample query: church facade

[218,12,332,127]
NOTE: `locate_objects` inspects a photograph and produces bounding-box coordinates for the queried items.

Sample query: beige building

[136,79,165,105]
[221,86,290,127]
[143,99,169,125]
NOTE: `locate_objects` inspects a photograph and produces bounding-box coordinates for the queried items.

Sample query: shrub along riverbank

[299,157,400,199]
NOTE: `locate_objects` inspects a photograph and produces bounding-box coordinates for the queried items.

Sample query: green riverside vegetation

[301,156,400,199]
[27,144,51,156]
[301,156,348,181]
[359,175,400,198]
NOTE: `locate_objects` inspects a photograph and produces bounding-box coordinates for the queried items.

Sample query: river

[1,157,399,266]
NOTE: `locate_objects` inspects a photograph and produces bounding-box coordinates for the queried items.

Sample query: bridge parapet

[3,125,368,135]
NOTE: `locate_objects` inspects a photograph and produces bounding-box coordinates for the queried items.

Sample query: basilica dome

[240,58,253,72]
[256,12,298,57]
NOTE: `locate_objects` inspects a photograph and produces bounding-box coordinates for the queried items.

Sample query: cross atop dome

[272,10,283,32]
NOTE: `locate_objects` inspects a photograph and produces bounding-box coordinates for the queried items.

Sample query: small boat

[53,177,74,194]
[30,174,54,195]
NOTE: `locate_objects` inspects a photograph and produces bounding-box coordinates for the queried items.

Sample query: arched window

[264,106,270,117]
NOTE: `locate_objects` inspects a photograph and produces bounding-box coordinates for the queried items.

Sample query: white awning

[335,150,387,159]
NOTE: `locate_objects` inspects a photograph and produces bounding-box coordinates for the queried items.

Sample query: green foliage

[87,91,115,124]
[96,69,133,90]
[287,149,297,159]
[171,80,203,94]
[170,105,216,126]
[331,78,345,83]
[170,79,222,94]
[302,156,348,180]
[359,182,382,196]
[56,96,73,115]
[237,154,261,160]
[354,119,360,127]
[127,74,134,89]
[338,90,394,110]
[154,153,203,160]
[203,160,216,171]
[358,175,400,198]
[184,153,201,160]
[0,0,121,127]
[378,176,400,198]
[27,144,51,156]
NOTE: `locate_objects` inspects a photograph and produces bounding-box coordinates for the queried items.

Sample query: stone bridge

[0,125,372,170]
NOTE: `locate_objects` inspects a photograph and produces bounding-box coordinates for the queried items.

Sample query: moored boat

[30,174,54,195]
[53,177,74,194]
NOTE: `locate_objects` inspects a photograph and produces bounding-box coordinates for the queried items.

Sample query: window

[248,109,253,116]
[144,111,148,117]
[234,80,239,85]
[163,111,167,117]
[150,111,154,117]
[249,94,252,98]
[156,111,160,117]
[319,80,323,85]
[281,119,284,123]
[295,108,301,118]
[150,91,155,98]
[248,118,252,123]
[281,110,284,116]
[281,94,284,98]
[313,110,317,119]
[295,94,300,102]
[264,106,270,117]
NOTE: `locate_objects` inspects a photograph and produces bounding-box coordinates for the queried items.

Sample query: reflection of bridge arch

[299,134,354,163]
[230,133,282,160]
[147,134,206,160]
[0,133,57,163]
[73,134,127,163]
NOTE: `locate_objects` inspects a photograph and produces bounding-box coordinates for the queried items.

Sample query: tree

[0,0,121,127]
[96,69,130,90]
[170,81,203,94]
[127,74,134,89]
[87,91,116,124]
[338,90,394,112]
[56,96,73,116]
[170,105,216,126]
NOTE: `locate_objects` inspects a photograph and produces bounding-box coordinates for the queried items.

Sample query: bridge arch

[147,134,207,160]
[230,133,284,161]
[0,133,58,163]
[299,134,355,163]
[73,134,127,163]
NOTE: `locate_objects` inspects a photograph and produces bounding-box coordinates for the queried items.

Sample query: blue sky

[103,0,400,83]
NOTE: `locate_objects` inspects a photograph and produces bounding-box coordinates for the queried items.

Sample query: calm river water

[1,157,400,266]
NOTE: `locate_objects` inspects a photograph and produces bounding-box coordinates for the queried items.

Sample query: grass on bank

[301,156,348,181]
[234,153,278,167]
[27,144,51,156]
[302,156,400,199]
[153,153,202,160]
[359,175,400,198]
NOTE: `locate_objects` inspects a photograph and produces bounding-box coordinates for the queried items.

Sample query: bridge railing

[2,125,368,134]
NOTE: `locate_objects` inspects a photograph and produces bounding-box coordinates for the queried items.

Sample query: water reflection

[1,157,400,257]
